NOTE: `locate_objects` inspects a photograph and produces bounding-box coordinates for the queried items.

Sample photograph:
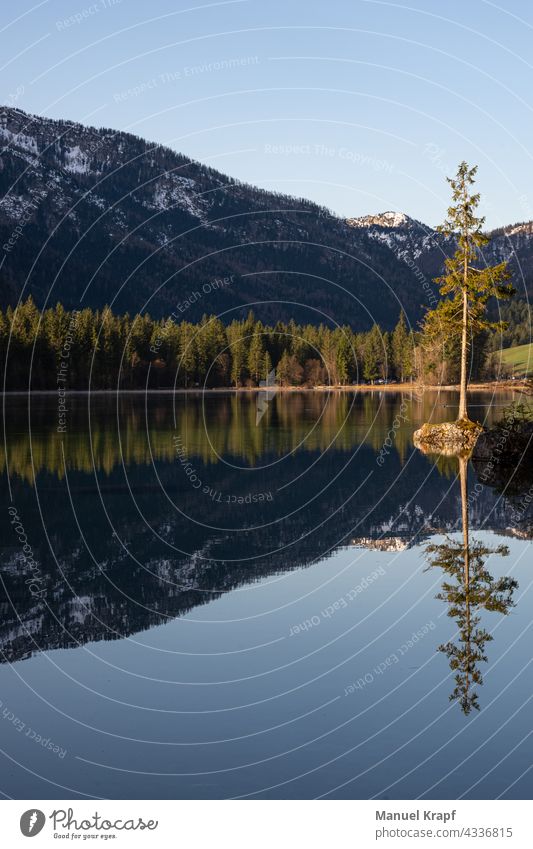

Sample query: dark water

[1,390,532,799]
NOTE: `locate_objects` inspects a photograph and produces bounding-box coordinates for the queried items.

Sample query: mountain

[346,211,416,229]
[1,106,532,329]
[346,210,533,300]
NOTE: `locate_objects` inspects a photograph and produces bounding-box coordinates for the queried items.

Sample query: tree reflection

[426,455,517,714]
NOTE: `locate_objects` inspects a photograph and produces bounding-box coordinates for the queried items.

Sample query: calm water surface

[1,390,532,799]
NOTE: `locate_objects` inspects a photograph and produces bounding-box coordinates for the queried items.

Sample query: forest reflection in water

[1,388,516,482]
[1,391,531,707]
[1,390,533,799]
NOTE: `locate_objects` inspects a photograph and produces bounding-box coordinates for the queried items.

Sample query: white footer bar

[1,799,530,848]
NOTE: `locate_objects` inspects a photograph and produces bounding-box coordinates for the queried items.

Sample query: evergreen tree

[335,329,352,385]
[200,317,229,386]
[320,328,338,385]
[363,324,382,383]
[276,351,303,386]
[177,322,197,387]
[276,350,291,386]
[392,311,410,382]
[381,331,392,380]
[247,328,265,384]
[263,350,273,382]
[227,321,247,387]
[435,162,514,420]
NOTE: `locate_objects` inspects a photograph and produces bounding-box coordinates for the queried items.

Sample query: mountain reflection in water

[2,391,529,666]
[2,390,533,800]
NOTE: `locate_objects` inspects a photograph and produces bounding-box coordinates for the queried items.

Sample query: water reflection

[1,391,530,671]
[425,456,518,714]
[2,390,514,482]
[2,391,533,800]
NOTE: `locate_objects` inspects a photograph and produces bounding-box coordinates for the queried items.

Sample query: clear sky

[3,0,533,229]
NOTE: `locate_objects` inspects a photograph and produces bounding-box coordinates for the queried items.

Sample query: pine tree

[392,311,410,382]
[381,331,392,381]
[202,317,229,386]
[227,321,247,387]
[263,350,273,382]
[335,329,352,385]
[320,328,338,385]
[363,324,382,383]
[405,330,415,381]
[276,350,303,386]
[247,328,265,384]
[276,350,291,386]
[177,322,197,387]
[435,162,514,421]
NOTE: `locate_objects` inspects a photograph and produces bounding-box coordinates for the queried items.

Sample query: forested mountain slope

[1,106,531,330]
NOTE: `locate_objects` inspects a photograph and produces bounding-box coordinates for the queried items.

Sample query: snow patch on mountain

[346,210,441,262]
[86,192,109,211]
[0,193,35,220]
[0,125,39,157]
[63,144,92,174]
[147,174,209,222]
[503,221,533,237]
[346,211,412,229]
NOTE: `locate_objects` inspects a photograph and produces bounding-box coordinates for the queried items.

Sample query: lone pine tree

[436,162,514,421]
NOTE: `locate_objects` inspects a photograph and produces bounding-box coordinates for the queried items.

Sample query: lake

[1,389,532,799]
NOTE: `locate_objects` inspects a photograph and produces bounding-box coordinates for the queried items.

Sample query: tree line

[0,292,511,392]
[0,298,418,390]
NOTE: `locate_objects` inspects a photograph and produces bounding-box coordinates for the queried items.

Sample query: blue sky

[3,0,533,228]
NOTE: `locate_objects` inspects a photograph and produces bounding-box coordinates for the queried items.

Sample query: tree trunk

[459,453,471,703]
[458,275,469,421]
[459,454,469,589]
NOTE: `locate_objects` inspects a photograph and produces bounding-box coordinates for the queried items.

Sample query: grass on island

[499,342,533,377]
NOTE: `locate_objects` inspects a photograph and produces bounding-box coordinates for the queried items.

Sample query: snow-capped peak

[346,211,412,229]
[345,210,438,262]
[502,221,533,237]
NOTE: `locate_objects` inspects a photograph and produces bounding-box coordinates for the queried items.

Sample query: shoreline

[1,381,528,396]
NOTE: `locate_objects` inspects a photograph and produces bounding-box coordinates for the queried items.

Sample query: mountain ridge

[1,105,532,329]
